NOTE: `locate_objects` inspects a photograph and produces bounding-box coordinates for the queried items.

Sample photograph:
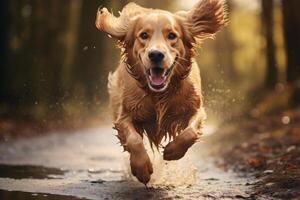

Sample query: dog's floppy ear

[95,3,147,40]
[177,0,227,42]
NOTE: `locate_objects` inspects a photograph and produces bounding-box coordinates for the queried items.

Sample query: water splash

[148,152,197,187]
[121,123,218,186]
[121,149,197,187]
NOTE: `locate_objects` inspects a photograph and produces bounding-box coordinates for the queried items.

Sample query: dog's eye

[168,32,177,40]
[140,32,149,40]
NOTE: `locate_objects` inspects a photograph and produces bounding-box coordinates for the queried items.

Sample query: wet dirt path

[0,125,255,200]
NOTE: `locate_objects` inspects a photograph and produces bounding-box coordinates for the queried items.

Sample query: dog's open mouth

[146,67,172,90]
[143,55,178,92]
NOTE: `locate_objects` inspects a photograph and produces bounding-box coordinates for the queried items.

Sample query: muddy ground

[209,109,300,200]
[0,113,299,200]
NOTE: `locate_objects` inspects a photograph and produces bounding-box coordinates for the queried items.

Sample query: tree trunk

[282,0,300,83]
[62,0,83,92]
[262,0,277,89]
[215,1,237,83]
[74,1,123,104]
[282,0,300,106]
[0,1,10,103]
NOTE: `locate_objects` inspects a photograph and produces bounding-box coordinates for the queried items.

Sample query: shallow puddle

[0,126,257,200]
[0,164,65,179]
[0,190,86,200]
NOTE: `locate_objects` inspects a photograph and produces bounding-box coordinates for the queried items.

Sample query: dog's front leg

[163,108,206,161]
[114,117,153,184]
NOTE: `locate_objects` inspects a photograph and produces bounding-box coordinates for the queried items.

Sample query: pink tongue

[150,75,165,86]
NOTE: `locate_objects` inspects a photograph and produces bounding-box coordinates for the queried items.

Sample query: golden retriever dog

[96,0,226,184]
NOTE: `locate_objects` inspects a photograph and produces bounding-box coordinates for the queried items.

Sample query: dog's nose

[148,50,165,64]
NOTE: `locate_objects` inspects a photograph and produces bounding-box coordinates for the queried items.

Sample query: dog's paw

[163,127,200,161]
[130,151,153,184]
[163,140,187,161]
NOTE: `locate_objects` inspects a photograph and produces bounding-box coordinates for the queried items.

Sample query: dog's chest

[129,96,156,122]
[130,93,199,146]
[130,93,199,128]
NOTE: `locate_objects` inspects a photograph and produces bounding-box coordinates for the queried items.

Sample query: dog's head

[96,0,227,92]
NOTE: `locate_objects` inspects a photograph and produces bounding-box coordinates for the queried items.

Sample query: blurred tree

[261,0,277,89]
[0,0,121,118]
[62,0,83,92]
[215,0,237,83]
[31,1,71,115]
[0,1,9,103]
[74,0,114,105]
[1,0,40,115]
[282,0,300,106]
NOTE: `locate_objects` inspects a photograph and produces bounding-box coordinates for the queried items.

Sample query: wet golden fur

[96,0,226,184]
